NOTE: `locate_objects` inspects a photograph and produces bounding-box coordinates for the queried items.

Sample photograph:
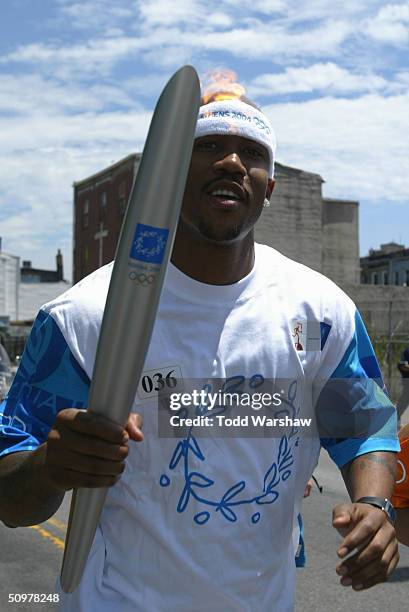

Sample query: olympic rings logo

[397,459,407,485]
[128,271,156,286]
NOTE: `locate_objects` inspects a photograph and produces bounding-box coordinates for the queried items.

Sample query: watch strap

[356,496,396,524]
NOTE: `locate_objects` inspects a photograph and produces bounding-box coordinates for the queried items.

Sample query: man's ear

[266,178,275,200]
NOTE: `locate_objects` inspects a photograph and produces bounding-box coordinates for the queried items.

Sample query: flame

[201,69,246,104]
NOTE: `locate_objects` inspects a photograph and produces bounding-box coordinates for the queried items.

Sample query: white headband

[195,98,276,178]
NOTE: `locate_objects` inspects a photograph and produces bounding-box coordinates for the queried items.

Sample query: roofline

[360,247,409,262]
[0,251,20,261]
[274,161,324,182]
[322,197,359,206]
[73,153,141,188]
[72,153,325,189]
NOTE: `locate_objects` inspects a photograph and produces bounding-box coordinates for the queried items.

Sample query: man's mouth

[206,185,245,208]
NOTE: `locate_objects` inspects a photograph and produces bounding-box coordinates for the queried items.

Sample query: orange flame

[201,69,246,104]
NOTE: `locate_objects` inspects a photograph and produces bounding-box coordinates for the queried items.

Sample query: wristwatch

[356,496,396,525]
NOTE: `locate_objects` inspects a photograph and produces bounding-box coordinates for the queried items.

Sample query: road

[0,452,408,611]
[295,451,409,610]
[0,492,69,611]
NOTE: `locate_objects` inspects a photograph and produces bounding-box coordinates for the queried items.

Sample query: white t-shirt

[0,243,398,611]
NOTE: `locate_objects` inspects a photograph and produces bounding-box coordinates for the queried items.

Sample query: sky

[0,0,408,282]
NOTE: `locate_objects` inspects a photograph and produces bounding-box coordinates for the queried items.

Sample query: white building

[0,240,20,321]
[19,281,71,321]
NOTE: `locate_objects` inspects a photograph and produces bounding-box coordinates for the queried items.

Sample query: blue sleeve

[295,513,306,568]
[319,310,399,468]
[0,310,90,458]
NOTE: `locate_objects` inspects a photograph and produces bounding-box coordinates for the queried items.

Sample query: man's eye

[196,141,217,151]
[245,148,263,158]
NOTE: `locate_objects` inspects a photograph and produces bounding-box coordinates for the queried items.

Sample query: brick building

[73,154,140,283]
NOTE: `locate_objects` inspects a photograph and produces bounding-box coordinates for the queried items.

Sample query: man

[0,90,400,611]
[392,423,409,545]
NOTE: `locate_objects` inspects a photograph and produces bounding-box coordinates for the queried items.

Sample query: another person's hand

[332,502,399,591]
[303,479,313,498]
[44,408,143,491]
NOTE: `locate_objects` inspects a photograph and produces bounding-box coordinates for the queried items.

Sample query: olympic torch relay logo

[130,223,169,264]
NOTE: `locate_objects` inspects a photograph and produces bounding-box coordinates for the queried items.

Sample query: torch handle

[61,487,108,591]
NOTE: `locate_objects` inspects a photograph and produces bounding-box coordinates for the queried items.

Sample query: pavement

[295,450,409,611]
[0,493,69,611]
[0,452,408,611]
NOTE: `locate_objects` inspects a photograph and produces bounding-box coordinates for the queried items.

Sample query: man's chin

[197,221,243,243]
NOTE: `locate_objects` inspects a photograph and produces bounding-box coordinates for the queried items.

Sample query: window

[394,271,400,285]
[373,273,378,285]
[99,191,107,221]
[82,199,89,229]
[406,270,409,286]
[383,271,388,285]
[81,246,89,277]
[118,181,127,215]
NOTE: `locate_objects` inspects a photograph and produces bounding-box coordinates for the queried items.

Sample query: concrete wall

[340,283,409,401]
[254,163,324,273]
[340,283,409,337]
[322,198,360,285]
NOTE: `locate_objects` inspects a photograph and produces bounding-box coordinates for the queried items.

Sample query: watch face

[385,500,396,523]
[357,497,396,524]
[378,499,396,524]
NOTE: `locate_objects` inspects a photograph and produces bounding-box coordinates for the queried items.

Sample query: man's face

[179,134,274,244]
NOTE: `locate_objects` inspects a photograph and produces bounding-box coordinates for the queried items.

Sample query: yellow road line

[46,516,67,533]
[29,525,65,550]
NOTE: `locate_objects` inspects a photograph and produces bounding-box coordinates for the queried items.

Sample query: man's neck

[171,231,255,285]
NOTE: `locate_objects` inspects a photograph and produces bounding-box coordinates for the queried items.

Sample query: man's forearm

[341,451,397,501]
[0,444,65,527]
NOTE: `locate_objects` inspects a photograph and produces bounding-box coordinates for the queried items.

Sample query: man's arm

[332,451,399,591]
[0,410,143,528]
[0,445,64,527]
[341,450,396,500]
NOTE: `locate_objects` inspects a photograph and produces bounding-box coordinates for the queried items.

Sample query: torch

[60,65,201,593]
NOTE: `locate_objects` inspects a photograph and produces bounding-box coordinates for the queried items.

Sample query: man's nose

[213,152,246,176]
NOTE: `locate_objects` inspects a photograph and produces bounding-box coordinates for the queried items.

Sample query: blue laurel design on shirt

[161,432,293,526]
[160,376,300,525]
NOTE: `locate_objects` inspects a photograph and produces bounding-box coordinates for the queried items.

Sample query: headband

[195,98,276,178]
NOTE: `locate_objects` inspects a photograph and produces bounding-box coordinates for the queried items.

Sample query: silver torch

[60,65,201,593]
